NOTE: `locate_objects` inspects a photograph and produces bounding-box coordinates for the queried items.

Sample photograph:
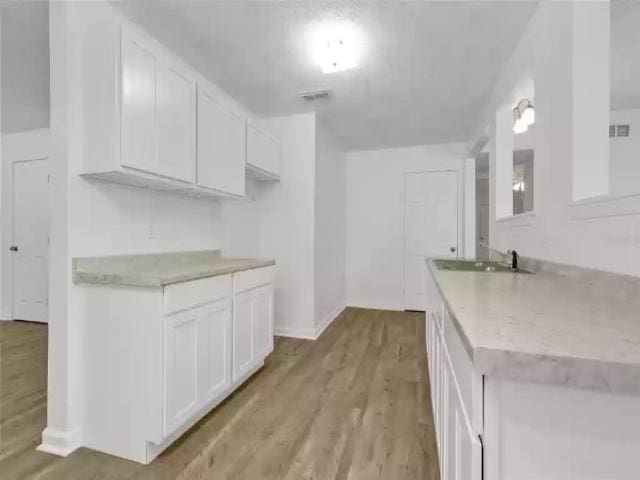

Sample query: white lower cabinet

[232,290,255,382]
[81,265,274,464]
[253,285,274,358]
[166,270,274,437]
[233,283,274,383]
[426,265,640,480]
[164,308,201,436]
[443,347,482,480]
[200,300,233,403]
[164,298,233,437]
[426,272,482,480]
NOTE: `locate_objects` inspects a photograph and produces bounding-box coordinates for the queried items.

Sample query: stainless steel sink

[433,259,532,273]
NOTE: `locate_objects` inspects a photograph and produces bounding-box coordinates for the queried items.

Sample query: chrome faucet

[505,249,519,270]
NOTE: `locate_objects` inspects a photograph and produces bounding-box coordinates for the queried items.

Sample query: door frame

[1,129,51,321]
[402,169,462,310]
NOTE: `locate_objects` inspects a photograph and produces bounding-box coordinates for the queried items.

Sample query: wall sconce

[513,99,535,134]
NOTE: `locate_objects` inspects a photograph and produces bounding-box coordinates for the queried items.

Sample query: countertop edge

[426,259,476,360]
[73,259,276,287]
[425,258,640,396]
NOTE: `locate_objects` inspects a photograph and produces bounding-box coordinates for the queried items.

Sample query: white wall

[1,129,50,320]
[610,108,640,197]
[1,1,50,133]
[219,179,263,258]
[259,113,317,338]
[314,119,345,333]
[46,1,227,454]
[221,114,346,339]
[469,2,640,277]
[45,0,343,454]
[345,143,466,311]
[69,182,223,257]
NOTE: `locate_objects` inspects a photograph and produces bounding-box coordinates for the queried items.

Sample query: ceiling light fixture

[513,98,535,134]
[311,21,362,74]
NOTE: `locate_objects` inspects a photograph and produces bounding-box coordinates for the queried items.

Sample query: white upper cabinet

[79,10,262,199]
[120,27,158,175]
[120,24,196,183]
[246,121,281,180]
[197,84,246,197]
[157,61,196,182]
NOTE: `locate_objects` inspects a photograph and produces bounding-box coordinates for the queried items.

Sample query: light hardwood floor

[0,308,439,479]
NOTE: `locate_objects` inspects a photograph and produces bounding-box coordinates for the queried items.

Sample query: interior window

[610,0,640,197]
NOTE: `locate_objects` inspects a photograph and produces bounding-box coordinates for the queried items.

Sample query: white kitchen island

[425,257,640,480]
[73,250,275,463]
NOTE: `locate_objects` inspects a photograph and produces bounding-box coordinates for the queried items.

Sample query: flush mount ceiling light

[311,21,362,74]
[513,99,535,134]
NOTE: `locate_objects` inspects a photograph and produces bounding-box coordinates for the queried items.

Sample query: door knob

[9,245,18,252]
[450,246,456,253]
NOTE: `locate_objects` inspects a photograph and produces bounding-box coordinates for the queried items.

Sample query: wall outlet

[147,223,155,239]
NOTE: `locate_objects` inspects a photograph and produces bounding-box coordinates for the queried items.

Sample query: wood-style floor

[0,308,439,479]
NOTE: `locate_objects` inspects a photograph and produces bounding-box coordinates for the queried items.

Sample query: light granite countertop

[73,250,275,287]
[427,258,640,395]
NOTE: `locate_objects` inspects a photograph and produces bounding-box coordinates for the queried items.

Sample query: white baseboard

[37,427,81,457]
[345,300,405,312]
[274,325,316,340]
[275,304,346,341]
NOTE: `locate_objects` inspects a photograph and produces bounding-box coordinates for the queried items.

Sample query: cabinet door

[263,133,280,177]
[199,299,232,404]
[458,406,482,480]
[197,85,246,196]
[439,353,451,478]
[164,309,199,436]
[433,330,442,422]
[157,59,196,182]
[447,360,482,480]
[446,360,461,480]
[252,284,274,358]
[247,123,280,177]
[120,25,158,174]
[232,290,255,382]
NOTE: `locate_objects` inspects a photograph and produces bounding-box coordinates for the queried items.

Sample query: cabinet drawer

[233,266,274,294]
[164,275,232,315]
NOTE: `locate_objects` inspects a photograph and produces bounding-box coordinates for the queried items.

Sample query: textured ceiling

[113,0,539,150]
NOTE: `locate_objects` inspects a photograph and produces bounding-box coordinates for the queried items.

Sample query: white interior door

[12,158,49,322]
[404,170,458,310]
[478,204,489,258]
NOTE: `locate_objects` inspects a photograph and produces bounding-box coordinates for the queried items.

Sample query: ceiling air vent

[610,124,631,138]
[299,89,333,102]
[617,124,631,137]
